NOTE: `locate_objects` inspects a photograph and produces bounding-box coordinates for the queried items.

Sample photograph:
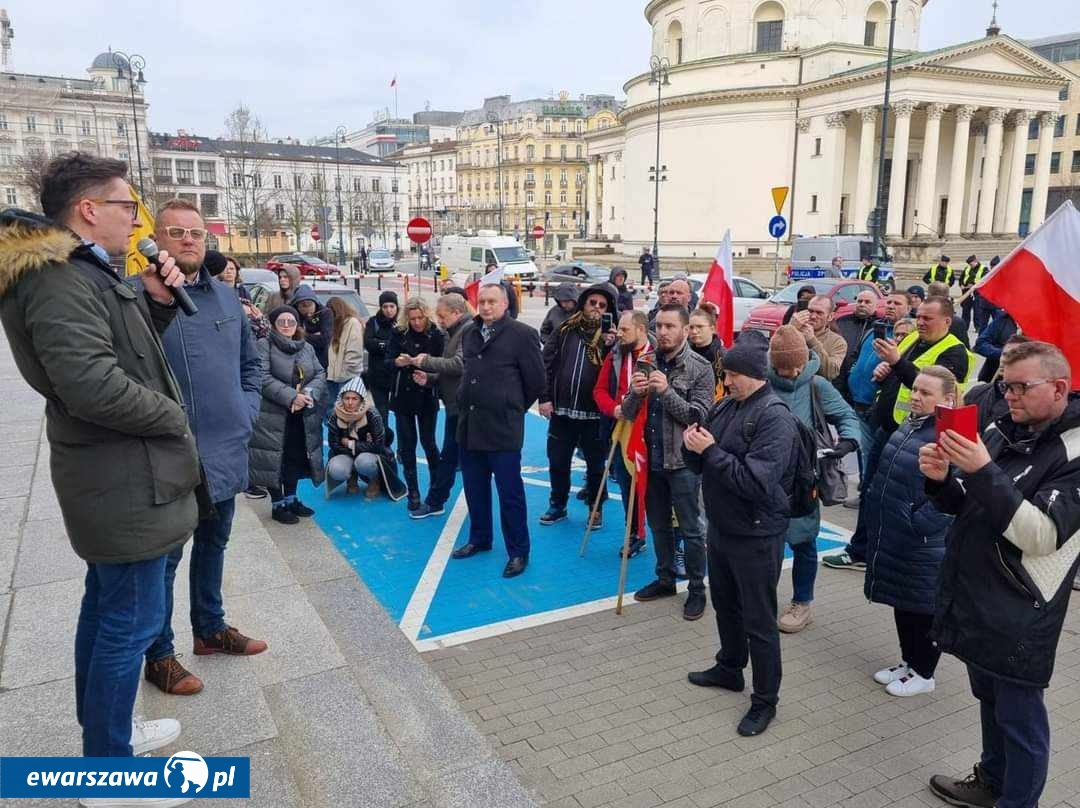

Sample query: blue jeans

[326,452,380,486]
[75,555,169,756]
[426,414,459,508]
[789,536,818,603]
[644,467,705,593]
[146,497,236,662]
[968,666,1049,808]
[460,448,530,559]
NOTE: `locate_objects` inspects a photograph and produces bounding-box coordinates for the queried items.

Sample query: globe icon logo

[164,751,209,794]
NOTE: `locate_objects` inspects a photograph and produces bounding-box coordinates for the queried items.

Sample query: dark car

[540,262,615,285]
[742,279,885,338]
[265,253,338,278]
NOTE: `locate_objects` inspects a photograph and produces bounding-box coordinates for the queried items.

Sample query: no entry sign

[531,224,545,240]
[406,217,432,244]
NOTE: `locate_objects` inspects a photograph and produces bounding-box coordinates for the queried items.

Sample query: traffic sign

[406,217,433,244]
[531,224,545,240]
[771,186,789,215]
[310,224,321,241]
[768,215,788,239]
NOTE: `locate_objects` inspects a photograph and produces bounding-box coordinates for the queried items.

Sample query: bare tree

[221,104,271,250]
[282,174,309,249]
[12,149,51,211]
[306,166,334,260]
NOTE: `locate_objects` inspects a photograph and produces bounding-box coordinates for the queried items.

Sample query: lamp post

[648,55,671,278]
[244,173,259,263]
[869,0,898,264]
[112,51,147,197]
[334,125,346,265]
[486,111,504,235]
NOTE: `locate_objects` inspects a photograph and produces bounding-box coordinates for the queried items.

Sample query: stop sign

[311,224,321,241]
[406,217,432,244]
[531,225,545,240]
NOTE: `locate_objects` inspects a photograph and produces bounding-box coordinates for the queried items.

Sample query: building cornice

[619,85,798,125]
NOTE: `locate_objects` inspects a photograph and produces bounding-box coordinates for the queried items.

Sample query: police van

[439,231,539,281]
[788,235,895,289]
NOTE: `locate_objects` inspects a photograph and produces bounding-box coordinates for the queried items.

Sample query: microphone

[136,238,198,316]
[204,249,228,277]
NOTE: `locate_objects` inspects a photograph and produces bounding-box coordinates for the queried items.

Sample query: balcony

[559,180,568,188]
[524,180,536,189]
[544,181,553,189]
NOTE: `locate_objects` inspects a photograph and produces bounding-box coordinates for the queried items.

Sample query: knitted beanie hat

[724,330,770,380]
[769,325,809,375]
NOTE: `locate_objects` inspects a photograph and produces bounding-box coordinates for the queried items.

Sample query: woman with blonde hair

[324,296,365,405]
[388,297,444,510]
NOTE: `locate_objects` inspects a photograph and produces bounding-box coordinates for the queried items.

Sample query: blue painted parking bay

[300,410,850,651]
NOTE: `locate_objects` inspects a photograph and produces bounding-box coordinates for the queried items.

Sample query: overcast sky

[11,0,1074,141]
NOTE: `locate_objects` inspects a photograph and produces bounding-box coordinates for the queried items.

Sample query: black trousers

[395,404,441,499]
[893,609,940,680]
[708,525,784,709]
[371,386,392,440]
[546,414,607,510]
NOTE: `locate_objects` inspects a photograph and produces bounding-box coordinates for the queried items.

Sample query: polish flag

[700,228,735,347]
[975,200,1080,389]
[464,266,505,309]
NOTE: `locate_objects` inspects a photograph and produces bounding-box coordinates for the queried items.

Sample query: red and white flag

[464,266,505,309]
[390,76,397,88]
[700,228,735,347]
[975,200,1080,388]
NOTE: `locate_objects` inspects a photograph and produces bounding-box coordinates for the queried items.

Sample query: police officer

[856,255,879,283]
[923,255,954,287]
[959,254,988,331]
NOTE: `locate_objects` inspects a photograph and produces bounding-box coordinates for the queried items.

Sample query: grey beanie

[724,330,770,380]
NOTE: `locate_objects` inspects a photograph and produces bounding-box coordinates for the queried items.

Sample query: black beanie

[724,330,770,380]
[268,305,299,326]
[379,291,399,306]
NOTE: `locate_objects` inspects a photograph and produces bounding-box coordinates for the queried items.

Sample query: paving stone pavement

[428,548,1080,808]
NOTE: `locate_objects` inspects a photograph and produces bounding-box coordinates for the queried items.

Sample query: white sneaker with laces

[873,662,909,685]
[131,715,181,756]
[79,797,192,807]
[886,671,936,697]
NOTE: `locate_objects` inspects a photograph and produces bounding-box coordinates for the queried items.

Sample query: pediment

[910,36,1075,82]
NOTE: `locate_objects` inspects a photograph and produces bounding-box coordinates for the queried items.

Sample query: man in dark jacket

[927,281,970,348]
[0,154,199,758]
[538,282,618,527]
[919,341,1080,808]
[609,267,635,313]
[683,330,799,737]
[364,290,399,427]
[638,246,656,286]
[451,283,544,578]
[923,255,954,287]
[974,308,1018,382]
[833,288,877,403]
[291,284,334,372]
[540,282,577,344]
[143,199,268,698]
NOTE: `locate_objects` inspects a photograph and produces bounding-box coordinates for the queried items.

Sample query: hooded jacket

[540,283,577,344]
[608,268,635,313]
[540,282,618,418]
[266,264,302,310]
[928,399,1080,687]
[289,284,334,371]
[363,309,398,390]
[0,209,200,563]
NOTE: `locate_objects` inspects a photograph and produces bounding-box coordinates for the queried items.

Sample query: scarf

[561,312,604,367]
[333,402,369,431]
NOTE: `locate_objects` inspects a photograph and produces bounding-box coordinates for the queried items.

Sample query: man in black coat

[451,283,545,578]
[833,288,877,403]
[363,291,399,427]
[920,341,1080,808]
[683,331,799,738]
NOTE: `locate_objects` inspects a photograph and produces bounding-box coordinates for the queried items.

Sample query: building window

[153,158,172,182]
[175,160,194,183]
[560,214,568,228]
[392,205,399,220]
[1060,86,1069,101]
[273,173,283,189]
[864,21,877,46]
[391,179,399,192]
[0,113,8,131]
[575,145,583,158]
[1054,116,1065,138]
[526,145,535,161]
[810,194,819,213]
[1076,113,1080,136]
[560,192,567,205]
[372,179,381,192]
[1072,150,1080,173]
[545,119,552,133]
[353,208,363,223]
[201,194,219,217]
[178,193,197,206]
[1025,154,1036,175]
[560,145,567,160]
[575,191,583,205]
[81,119,91,136]
[610,205,615,220]
[1028,118,1039,140]
[273,202,284,219]
[545,191,552,205]
[544,144,552,158]
[53,118,65,135]
[1050,152,1061,173]
[231,172,243,188]
[334,176,341,191]
[353,177,362,192]
[311,174,322,190]
[5,187,16,205]
[0,144,13,166]
[116,119,125,136]
[756,20,783,53]
[527,191,535,204]
[198,162,216,185]
[813,137,822,156]
[250,173,262,189]
[294,175,303,190]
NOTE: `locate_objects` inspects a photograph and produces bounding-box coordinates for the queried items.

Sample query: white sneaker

[131,715,181,756]
[873,662,909,685]
[886,671,936,697]
[80,798,192,807]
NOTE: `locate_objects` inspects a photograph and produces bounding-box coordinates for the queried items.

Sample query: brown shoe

[346,471,361,494]
[364,475,382,500]
[193,625,268,656]
[145,655,204,695]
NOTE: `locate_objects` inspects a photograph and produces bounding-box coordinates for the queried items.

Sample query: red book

[935,403,978,443]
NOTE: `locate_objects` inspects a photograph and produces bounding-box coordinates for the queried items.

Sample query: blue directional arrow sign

[768,215,788,239]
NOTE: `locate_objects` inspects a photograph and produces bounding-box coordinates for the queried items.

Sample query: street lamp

[334,125,346,265]
[113,51,147,197]
[648,55,671,278]
[244,173,259,263]
[869,0,899,264]
[486,111,504,235]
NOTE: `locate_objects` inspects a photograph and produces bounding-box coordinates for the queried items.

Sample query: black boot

[272,503,299,525]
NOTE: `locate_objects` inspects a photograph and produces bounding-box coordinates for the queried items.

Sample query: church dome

[89,50,126,71]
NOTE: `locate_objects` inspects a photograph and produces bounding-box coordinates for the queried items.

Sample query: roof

[458,94,621,126]
[0,71,97,91]
[149,132,395,166]
[1025,32,1080,48]
[90,50,125,70]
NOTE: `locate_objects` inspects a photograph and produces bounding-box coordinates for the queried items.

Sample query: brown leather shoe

[145,655,204,695]
[364,475,381,500]
[193,625,268,656]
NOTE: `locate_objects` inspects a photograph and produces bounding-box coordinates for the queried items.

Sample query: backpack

[741,399,819,519]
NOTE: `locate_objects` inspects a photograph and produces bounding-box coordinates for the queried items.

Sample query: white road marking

[398,492,470,640]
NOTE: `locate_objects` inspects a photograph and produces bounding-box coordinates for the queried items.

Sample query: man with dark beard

[538,282,618,527]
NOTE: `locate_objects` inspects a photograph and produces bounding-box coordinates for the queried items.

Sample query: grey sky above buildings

[14,0,1074,141]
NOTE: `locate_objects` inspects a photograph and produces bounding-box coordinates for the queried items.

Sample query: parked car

[540,262,614,285]
[685,274,770,332]
[266,253,338,278]
[238,270,371,319]
[308,281,371,319]
[367,248,396,272]
[742,278,884,338]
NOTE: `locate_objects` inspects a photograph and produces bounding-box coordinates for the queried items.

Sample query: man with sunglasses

[141,199,267,699]
[0,154,199,794]
[919,341,1080,808]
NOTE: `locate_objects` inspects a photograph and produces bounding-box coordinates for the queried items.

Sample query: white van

[439,231,539,281]
[788,235,895,288]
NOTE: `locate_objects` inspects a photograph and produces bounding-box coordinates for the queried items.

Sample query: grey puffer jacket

[249,331,326,488]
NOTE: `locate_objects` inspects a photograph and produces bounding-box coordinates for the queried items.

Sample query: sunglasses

[275,318,297,326]
[163,226,207,242]
[88,198,138,221]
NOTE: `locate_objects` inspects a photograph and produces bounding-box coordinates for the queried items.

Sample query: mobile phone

[872,319,892,341]
[601,312,614,332]
[634,358,655,376]
[935,403,978,443]
[796,299,810,312]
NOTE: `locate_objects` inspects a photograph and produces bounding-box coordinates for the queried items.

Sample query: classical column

[886,100,917,237]
[824,112,848,234]
[1003,111,1034,235]
[945,105,977,236]
[1029,112,1059,231]
[852,107,877,233]
[976,108,1007,234]
[586,156,600,237]
[915,103,946,237]
[994,123,1014,232]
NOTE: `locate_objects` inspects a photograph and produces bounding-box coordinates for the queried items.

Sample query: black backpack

[741,399,819,519]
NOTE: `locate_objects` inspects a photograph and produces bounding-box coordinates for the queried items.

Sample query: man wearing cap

[364,291,399,427]
[959,255,989,331]
[683,330,800,737]
[923,255,954,287]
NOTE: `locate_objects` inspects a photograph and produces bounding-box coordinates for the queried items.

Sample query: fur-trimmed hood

[0,209,79,298]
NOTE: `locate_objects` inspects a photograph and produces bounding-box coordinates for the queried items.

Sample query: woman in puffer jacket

[864,365,957,698]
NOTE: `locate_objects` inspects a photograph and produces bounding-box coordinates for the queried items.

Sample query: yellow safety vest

[858,264,879,281]
[961,263,986,288]
[891,331,974,424]
[927,264,953,285]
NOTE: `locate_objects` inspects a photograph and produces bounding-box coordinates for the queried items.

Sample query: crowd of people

[1,151,1078,808]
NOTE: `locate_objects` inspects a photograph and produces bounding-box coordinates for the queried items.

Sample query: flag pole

[579,438,620,557]
[614,472,638,615]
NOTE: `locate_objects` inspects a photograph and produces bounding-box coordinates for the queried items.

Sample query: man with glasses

[834,289,877,401]
[790,295,847,381]
[0,154,198,790]
[538,283,618,527]
[142,199,268,699]
[919,341,1080,808]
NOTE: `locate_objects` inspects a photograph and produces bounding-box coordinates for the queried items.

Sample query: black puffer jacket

[540,282,618,415]
[928,399,1080,687]
[864,415,952,614]
[387,322,444,415]
[363,311,397,390]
